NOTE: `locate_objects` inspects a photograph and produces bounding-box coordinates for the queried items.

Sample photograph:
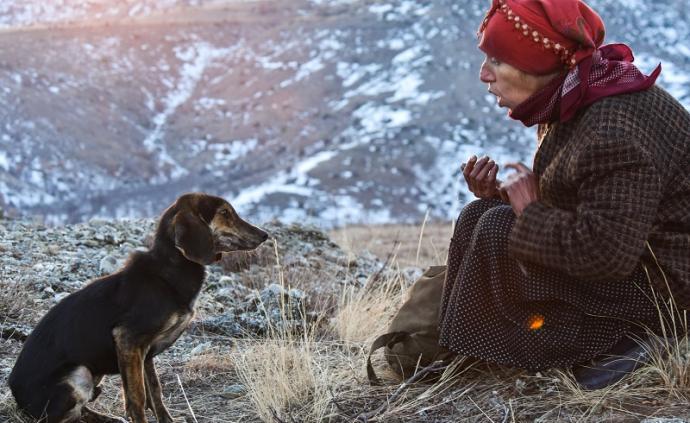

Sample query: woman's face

[479,55,541,111]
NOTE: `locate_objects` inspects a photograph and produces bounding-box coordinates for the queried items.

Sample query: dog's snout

[213,219,269,252]
[239,220,268,244]
[245,226,268,247]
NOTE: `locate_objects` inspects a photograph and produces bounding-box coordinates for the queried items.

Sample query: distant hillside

[0,0,688,226]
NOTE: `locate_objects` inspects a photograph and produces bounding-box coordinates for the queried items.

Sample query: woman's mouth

[488,88,505,107]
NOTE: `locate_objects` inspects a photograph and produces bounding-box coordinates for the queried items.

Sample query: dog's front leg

[113,327,148,423]
[144,357,174,423]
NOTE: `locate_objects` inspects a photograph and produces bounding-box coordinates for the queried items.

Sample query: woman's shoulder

[578,85,690,137]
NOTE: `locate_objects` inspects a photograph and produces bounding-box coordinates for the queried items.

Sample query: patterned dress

[438,86,690,370]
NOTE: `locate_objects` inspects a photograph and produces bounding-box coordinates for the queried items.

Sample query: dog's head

[160,193,268,265]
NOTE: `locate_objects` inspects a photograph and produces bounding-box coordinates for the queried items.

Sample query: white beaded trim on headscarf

[480,0,578,68]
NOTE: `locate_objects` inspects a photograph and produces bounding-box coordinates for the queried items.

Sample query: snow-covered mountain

[0,0,688,227]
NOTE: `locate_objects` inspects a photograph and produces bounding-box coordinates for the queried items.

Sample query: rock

[46,244,61,256]
[192,313,244,337]
[355,272,369,286]
[401,266,424,284]
[99,255,119,275]
[0,323,33,342]
[193,284,311,337]
[83,239,100,248]
[53,292,70,303]
[219,220,385,288]
[220,384,246,399]
[190,342,213,356]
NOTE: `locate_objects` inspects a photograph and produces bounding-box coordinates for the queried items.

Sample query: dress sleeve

[507,133,662,280]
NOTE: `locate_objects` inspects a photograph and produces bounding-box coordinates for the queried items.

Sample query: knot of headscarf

[510,44,661,126]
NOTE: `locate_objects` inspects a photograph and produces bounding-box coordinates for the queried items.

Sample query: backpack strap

[366,331,409,385]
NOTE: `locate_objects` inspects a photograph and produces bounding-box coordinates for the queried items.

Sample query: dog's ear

[172,212,216,265]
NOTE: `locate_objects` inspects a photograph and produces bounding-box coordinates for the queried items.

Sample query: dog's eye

[219,209,230,217]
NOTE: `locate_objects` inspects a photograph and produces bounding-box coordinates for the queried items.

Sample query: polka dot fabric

[438,199,666,371]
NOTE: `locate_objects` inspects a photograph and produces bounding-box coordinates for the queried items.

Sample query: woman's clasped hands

[462,155,538,216]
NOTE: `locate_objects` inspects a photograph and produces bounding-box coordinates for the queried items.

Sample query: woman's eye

[490,57,501,66]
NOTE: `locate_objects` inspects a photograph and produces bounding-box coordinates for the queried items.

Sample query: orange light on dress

[527,314,545,330]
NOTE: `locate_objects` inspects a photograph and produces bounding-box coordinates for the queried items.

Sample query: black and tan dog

[9,193,268,423]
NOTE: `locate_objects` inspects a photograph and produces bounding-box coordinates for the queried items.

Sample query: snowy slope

[0,0,687,227]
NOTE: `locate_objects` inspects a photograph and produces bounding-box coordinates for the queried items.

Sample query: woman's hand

[499,162,539,216]
[462,155,500,199]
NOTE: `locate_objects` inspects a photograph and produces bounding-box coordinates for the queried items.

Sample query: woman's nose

[479,61,495,83]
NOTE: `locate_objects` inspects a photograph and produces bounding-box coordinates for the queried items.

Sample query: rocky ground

[1,216,690,422]
[0,214,416,422]
[0,212,411,342]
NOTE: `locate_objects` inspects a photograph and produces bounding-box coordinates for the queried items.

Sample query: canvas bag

[366,265,455,384]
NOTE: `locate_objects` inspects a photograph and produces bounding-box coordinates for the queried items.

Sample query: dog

[9,193,268,423]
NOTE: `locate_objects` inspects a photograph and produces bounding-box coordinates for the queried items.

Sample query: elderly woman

[438,0,690,389]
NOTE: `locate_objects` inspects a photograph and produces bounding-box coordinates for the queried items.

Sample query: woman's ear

[173,212,216,265]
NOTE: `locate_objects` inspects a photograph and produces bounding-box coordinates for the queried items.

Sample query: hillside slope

[0,0,687,226]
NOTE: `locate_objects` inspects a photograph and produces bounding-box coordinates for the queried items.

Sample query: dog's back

[9,249,206,419]
[8,273,123,418]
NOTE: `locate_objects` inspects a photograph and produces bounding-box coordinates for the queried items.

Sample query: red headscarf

[478,0,661,126]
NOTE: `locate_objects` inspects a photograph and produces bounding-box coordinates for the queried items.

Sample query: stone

[99,255,119,275]
[46,244,61,256]
[190,342,213,356]
[53,292,70,303]
[220,384,246,399]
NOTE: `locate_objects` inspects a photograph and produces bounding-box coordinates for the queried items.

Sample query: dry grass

[334,274,403,345]
[233,339,321,421]
[2,223,690,422]
[330,221,453,269]
[0,392,30,423]
[230,243,349,422]
[0,279,36,323]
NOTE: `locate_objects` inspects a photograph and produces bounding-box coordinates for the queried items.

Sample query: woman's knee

[473,205,515,244]
[454,199,504,236]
